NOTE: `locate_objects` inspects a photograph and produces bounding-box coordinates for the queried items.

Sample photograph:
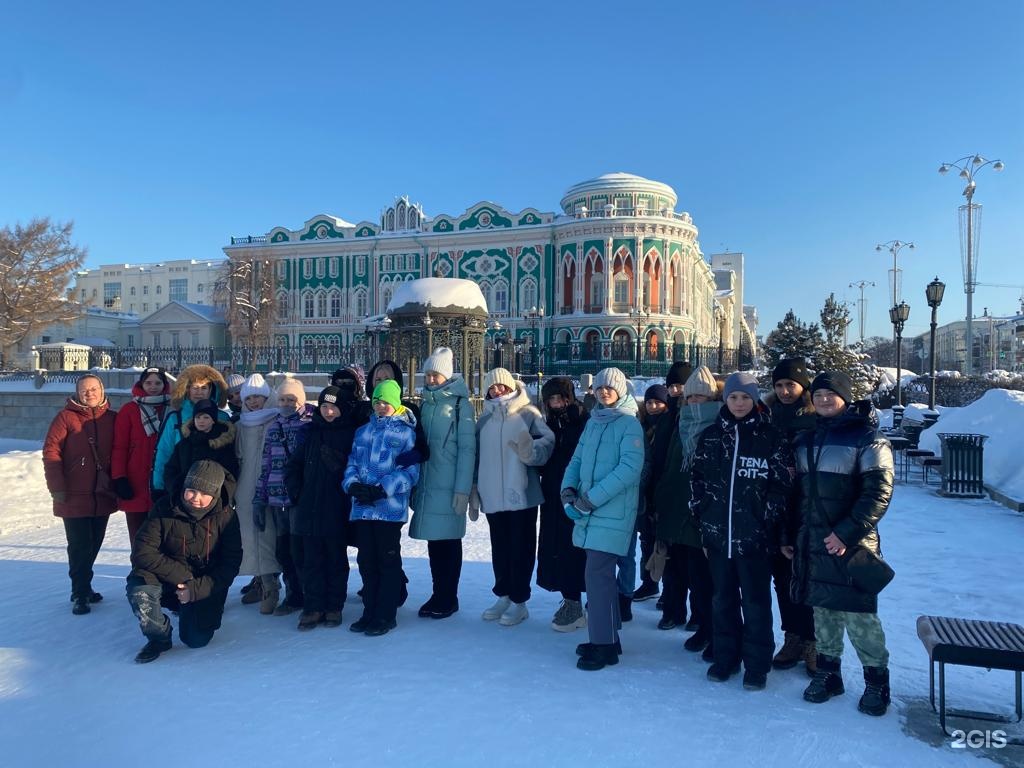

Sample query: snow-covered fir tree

[762,310,822,371]
[814,293,878,399]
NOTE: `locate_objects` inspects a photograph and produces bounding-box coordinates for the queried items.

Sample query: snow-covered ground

[1,439,1021,767]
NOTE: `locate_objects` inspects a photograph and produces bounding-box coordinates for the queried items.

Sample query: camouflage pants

[813,606,889,668]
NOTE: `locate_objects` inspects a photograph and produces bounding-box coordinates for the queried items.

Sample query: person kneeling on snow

[126,460,242,663]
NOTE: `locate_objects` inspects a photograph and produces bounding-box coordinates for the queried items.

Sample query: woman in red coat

[111,367,170,542]
[42,374,119,615]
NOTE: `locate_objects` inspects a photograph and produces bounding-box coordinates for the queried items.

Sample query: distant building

[70,259,226,318]
[224,172,758,371]
[12,306,136,369]
[911,308,1023,373]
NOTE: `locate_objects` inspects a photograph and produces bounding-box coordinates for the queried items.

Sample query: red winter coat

[111,382,169,514]
[43,398,118,518]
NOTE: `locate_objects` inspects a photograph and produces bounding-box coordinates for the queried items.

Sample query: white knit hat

[484,367,516,392]
[240,373,271,402]
[226,373,246,393]
[593,367,628,400]
[275,376,307,406]
[423,347,454,380]
[684,366,717,399]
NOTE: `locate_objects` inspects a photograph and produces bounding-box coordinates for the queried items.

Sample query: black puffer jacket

[130,488,242,629]
[790,400,894,613]
[766,392,816,544]
[162,421,239,502]
[285,404,362,537]
[689,404,794,558]
[537,401,589,595]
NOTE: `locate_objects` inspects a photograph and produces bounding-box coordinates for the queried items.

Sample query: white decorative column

[605,236,614,313]
[635,234,645,309]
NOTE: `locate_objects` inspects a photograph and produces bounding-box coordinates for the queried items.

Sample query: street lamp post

[848,280,876,345]
[938,154,1005,375]
[630,307,651,376]
[521,306,544,374]
[714,304,727,373]
[889,301,910,408]
[925,277,946,411]
[875,240,915,356]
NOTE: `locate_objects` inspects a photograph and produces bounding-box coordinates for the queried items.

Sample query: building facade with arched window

[224,174,751,370]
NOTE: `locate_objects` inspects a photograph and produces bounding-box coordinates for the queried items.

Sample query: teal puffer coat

[562,395,645,556]
[410,376,477,540]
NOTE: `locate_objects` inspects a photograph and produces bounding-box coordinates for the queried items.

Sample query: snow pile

[0,442,1020,765]
[386,277,488,313]
[876,367,918,393]
[918,388,1024,501]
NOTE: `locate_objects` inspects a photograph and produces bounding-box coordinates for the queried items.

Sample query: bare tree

[213,256,276,347]
[0,218,88,367]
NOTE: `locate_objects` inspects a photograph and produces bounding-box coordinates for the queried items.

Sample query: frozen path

[0,444,1021,767]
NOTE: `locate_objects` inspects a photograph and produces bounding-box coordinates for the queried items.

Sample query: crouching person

[126,460,242,663]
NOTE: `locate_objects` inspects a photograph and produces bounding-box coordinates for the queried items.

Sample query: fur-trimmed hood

[170,364,229,409]
[180,419,236,449]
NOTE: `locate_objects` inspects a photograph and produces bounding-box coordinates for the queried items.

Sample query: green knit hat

[371,379,402,410]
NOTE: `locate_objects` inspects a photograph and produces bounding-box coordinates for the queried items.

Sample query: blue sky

[2,1,1021,342]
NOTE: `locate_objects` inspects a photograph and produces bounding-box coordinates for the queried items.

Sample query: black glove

[365,485,387,503]
[395,448,423,468]
[114,477,135,500]
[319,444,343,474]
[347,482,371,503]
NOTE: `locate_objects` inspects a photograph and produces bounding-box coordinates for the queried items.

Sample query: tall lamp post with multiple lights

[925,277,946,412]
[889,301,910,409]
[875,240,914,356]
[630,307,651,376]
[938,154,1005,375]
[848,280,875,345]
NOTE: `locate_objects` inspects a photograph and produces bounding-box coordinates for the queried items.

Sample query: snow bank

[918,388,1024,501]
[876,367,918,392]
[0,441,54,538]
[386,277,488,313]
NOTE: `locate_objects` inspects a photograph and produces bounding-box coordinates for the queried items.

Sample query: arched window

[520,278,537,313]
[156,285,162,295]
[493,279,509,314]
[329,290,341,318]
[196,283,203,294]
[381,283,394,312]
[303,291,314,319]
[386,210,395,231]
[614,273,630,306]
[355,288,367,318]
[591,272,604,307]
[316,290,327,318]
[277,291,289,321]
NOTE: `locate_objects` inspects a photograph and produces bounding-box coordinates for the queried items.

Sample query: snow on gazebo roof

[386,278,488,315]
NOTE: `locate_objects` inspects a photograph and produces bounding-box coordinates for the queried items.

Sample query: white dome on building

[560,172,678,215]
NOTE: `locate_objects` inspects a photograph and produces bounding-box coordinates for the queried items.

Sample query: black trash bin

[937,433,988,498]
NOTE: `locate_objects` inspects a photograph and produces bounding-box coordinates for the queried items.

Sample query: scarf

[678,400,720,470]
[136,393,169,437]
[240,407,281,427]
[590,394,639,423]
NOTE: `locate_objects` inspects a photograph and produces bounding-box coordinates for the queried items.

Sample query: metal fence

[29,342,747,379]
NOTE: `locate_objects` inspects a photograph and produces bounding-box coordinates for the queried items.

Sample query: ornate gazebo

[383,278,489,396]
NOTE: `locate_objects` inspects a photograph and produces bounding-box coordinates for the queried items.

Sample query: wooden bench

[917,615,1024,742]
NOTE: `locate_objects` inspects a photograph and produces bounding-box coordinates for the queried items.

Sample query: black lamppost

[521,306,543,374]
[630,307,650,376]
[925,277,946,411]
[889,301,910,407]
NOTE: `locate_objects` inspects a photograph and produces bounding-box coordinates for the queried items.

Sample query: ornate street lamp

[889,301,910,408]
[925,277,946,411]
[521,305,544,374]
[938,154,1004,375]
[630,307,651,376]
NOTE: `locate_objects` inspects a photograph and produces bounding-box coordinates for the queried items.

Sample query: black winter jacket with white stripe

[689,404,794,558]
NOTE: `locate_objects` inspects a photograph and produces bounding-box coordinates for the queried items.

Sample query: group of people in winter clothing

[41,351,894,716]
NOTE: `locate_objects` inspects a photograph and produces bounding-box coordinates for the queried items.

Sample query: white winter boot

[499,601,529,626]
[482,596,512,621]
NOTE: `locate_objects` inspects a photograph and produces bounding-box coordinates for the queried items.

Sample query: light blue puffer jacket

[343,409,420,523]
[562,395,644,556]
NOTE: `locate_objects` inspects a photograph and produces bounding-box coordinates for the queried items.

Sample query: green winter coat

[410,375,476,540]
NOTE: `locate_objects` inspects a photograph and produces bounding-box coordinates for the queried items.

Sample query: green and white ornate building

[224,172,752,372]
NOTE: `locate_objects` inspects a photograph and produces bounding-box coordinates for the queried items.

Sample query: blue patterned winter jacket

[343,409,420,523]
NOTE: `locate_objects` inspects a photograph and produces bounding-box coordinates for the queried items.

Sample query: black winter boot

[803,654,845,703]
[576,639,623,657]
[858,666,891,716]
[577,643,620,671]
[134,638,172,664]
[618,593,633,623]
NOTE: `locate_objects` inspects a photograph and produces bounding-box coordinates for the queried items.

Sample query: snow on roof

[386,278,488,314]
[176,302,225,322]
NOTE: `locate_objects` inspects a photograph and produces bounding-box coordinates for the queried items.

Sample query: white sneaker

[482,596,512,621]
[498,601,529,626]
